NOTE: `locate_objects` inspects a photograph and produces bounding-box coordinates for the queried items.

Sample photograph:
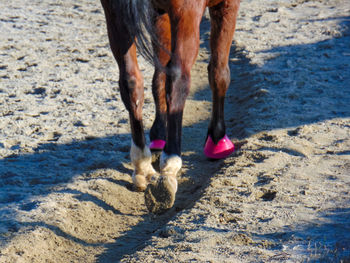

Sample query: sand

[0,0,349,262]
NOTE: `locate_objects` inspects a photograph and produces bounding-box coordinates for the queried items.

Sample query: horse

[100,0,240,213]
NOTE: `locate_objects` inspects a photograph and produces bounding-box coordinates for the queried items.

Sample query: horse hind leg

[204,0,240,159]
[101,1,157,191]
[149,12,171,151]
[122,52,159,191]
[119,50,158,191]
[145,4,206,213]
[121,49,159,191]
[145,12,177,213]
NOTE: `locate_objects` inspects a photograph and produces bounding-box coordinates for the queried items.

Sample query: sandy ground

[0,0,349,262]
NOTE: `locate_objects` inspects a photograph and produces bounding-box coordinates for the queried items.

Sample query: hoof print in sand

[145,177,176,214]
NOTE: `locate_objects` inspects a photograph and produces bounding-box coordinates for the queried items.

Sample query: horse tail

[112,0,158,64]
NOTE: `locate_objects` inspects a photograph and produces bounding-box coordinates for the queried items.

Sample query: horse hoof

[204,135,234,159]
[144,176,177,214]
[132,172,159,192]
[149,139,166,151]
[132,174,148,192]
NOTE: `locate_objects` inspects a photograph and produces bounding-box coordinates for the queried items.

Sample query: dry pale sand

[0,0,350,262]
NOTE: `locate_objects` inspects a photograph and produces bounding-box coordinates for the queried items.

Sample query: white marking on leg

[160,153,182,176]
[159,153,182,192]
[130,141,157,190]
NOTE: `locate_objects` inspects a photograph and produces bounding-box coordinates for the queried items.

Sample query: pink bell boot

[149,139,166,150]
[204,135,234,159]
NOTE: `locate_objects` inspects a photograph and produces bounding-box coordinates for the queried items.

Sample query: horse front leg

[101,1,157,191]
[145,3,207,213]
[204,0,240,159]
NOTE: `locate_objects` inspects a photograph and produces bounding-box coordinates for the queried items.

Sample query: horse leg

[149,12,171,151]
[145,3,207,213]
[101,0,157,191]
[204,0,240,159]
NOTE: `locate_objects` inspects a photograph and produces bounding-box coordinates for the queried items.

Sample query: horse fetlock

[130,141,151,163]
[130,141,157,191]
[160,153,182,178]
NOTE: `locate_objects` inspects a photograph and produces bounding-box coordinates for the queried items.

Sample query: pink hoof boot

[149,139,166,150]
[204,135,234,159]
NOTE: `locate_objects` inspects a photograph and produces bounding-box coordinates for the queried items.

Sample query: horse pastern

[132,173,148,192]
[160,153,182,177]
